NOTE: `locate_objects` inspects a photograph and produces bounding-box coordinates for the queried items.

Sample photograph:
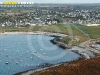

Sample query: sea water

[0,35,80,75]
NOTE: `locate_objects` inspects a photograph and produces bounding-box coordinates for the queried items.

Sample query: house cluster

[0,4,100,27]
[63,10,100,26]
[0,19,58,27]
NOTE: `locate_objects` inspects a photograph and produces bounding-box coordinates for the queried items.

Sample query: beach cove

[0,33,80,75]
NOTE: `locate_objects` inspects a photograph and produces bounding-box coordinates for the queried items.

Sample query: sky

[1,0,100,3]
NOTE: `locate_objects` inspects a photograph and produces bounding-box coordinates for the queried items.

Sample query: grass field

[0,27,29,32]
[76,25,100,39]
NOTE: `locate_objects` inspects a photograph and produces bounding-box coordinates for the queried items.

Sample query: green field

[76,25,100,39]
[0,27,29,32]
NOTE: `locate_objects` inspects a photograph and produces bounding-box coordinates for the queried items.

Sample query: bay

[0,35,80,75]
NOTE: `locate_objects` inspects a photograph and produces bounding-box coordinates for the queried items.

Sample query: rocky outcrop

[50,38,71,49]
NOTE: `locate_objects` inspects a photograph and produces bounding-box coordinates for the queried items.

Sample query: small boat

[4,49,6,51]
[5,62,9,64]
[43,53,46,54]
[16,62,18,64]
[38,56,40,58]
[6,54,9,57]
[12,58,15,60]
[40,49,43,50]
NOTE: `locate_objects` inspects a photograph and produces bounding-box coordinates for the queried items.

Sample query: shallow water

[0,35,80,75]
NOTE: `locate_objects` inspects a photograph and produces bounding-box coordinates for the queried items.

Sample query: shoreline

[0,32,99,75]
[13,42,95,75]
[0,32,68,37]
[13,39,99,75]
[13,58,82,75]
[13,63,62,75]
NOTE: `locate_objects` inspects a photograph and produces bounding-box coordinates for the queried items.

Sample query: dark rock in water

[50,39,70,49]
[39,63,53,68]
[96,42,100,44]
[50,39,56,44]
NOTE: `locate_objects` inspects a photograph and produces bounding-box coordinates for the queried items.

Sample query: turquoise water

[0,35,80,75]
